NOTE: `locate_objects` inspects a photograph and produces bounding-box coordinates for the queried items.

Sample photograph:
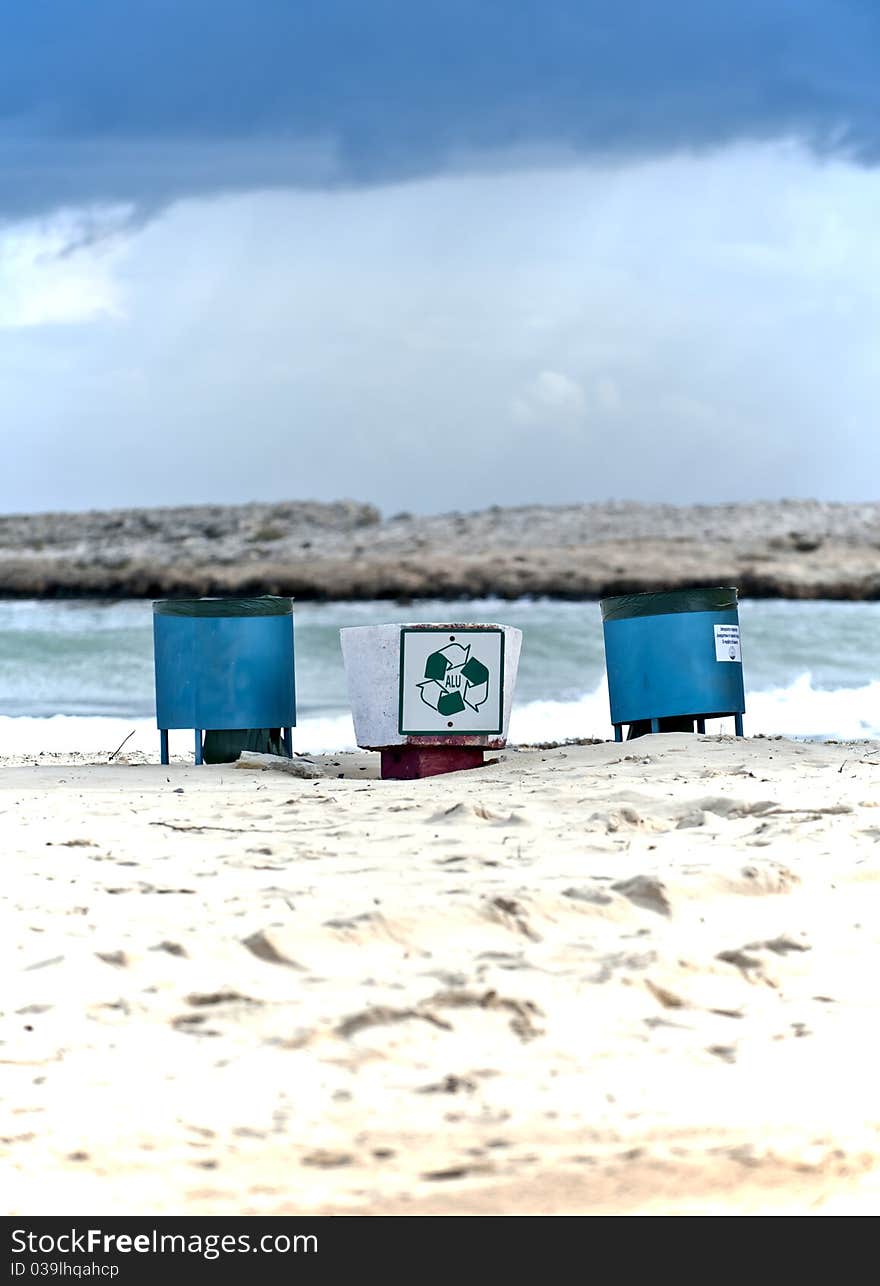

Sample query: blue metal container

[600,587,745,741]
[153,597,296,764]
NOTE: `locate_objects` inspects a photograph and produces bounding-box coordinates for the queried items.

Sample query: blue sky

[2,2,879,513]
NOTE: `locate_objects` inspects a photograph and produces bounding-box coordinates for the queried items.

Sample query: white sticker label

[714,624,741,662]
[399,628,504,735]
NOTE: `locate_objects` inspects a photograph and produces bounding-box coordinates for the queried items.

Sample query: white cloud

[0,206,131,328]
[3,141,880,513]
[511,369,587,427]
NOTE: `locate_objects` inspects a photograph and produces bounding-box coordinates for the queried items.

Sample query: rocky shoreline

[2,498,880,600]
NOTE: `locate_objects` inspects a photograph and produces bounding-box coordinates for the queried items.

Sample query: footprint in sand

[611,875,671,917]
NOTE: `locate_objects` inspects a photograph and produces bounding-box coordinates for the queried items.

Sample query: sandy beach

[2,734,879,1216]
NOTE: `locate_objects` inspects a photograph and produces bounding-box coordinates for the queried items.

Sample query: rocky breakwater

[2,497,880,600]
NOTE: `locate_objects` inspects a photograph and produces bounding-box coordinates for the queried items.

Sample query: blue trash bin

[153,597,296,764]
[600,587,745,741]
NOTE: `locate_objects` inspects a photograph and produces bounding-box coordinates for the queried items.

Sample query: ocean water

[1,597,880,756]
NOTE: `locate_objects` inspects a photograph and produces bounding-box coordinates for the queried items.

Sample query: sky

[2,1,879,516]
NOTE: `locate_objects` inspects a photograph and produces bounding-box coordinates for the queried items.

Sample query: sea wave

[3,672,880,757]
[0,714,358,758]
[509,673,880,742]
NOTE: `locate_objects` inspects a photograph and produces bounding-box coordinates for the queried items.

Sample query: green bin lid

[153,596,293,618]
[600,586,738,622]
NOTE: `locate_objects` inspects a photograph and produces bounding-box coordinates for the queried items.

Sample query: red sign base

[379,745,485,780]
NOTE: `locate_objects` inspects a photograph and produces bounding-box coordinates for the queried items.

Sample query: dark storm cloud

[1,0,878,219]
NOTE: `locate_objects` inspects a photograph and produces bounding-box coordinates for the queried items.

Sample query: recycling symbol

[417,642,490,719]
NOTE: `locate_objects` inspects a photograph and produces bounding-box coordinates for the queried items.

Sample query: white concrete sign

[340,622,521,748]
[398,628,504,735]
[714,623,742,662]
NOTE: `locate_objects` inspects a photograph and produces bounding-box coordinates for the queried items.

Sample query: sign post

[340,622,522,779]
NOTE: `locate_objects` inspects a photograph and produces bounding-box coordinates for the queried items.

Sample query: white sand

[2,735,879,1215]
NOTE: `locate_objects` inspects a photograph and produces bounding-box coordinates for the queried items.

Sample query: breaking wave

[4,673,880,757]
